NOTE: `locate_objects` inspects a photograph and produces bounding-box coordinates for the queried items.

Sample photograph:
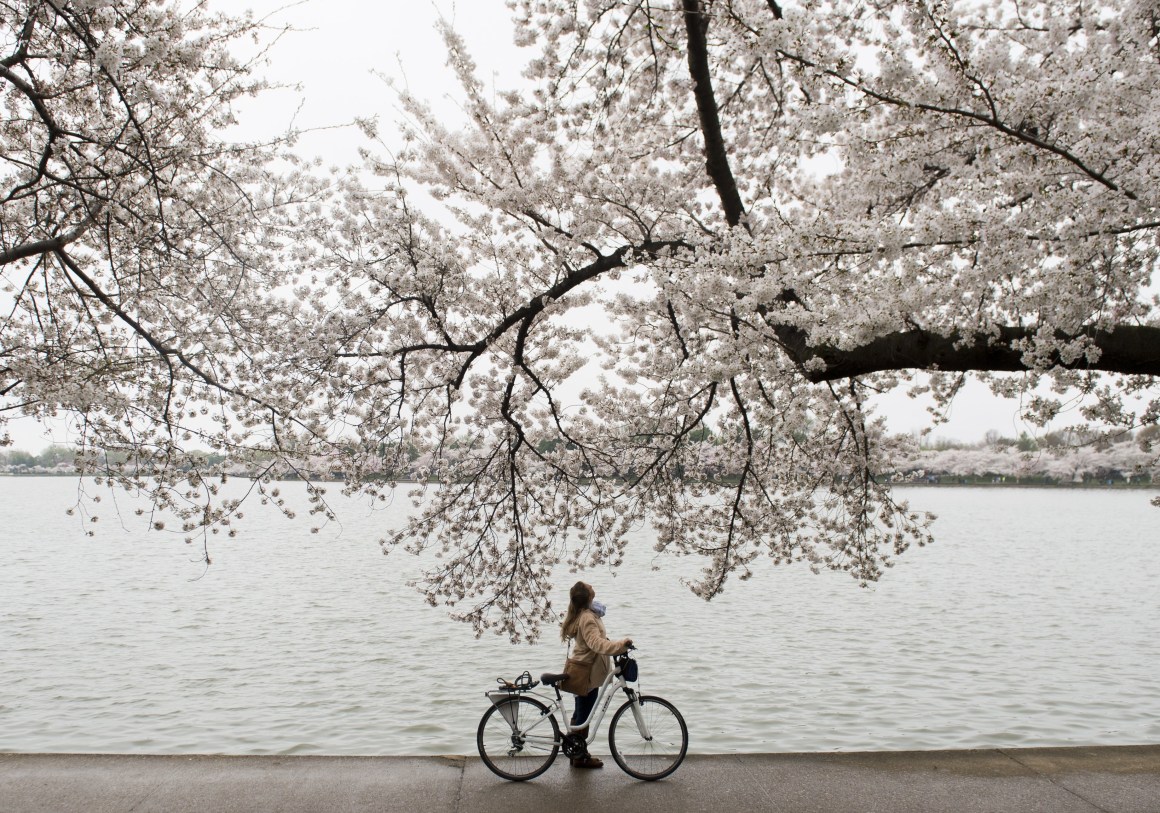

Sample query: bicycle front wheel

[477,695,560,781]
[608,694,688,780]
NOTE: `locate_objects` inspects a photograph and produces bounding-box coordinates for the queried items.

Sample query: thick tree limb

[682,0,747,228]
[0,207,103,266]
[773,322,1160,382]
[348,222,1160,382]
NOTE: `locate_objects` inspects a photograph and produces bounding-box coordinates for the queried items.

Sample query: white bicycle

[477,649,688,781]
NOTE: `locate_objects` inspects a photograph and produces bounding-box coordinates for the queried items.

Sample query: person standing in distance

[560,580,633,769]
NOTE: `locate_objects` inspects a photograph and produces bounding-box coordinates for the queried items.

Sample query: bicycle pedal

[561,734,586,758]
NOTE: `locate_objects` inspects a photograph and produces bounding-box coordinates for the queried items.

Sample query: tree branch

[0,206,104,266]
[682,0,747,228]
[773,49,1135,200]
[773,322,1160,382]
[337,238,689,374]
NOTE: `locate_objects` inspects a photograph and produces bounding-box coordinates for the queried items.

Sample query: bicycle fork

[624,688,653,741]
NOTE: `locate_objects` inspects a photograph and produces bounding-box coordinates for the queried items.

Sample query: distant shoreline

[0,472,1155,489]
[894,479,1157,489]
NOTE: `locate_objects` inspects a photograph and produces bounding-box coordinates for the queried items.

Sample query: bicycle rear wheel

[608,694,688,780]
[477,695,560,781]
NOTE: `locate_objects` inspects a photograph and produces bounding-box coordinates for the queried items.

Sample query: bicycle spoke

[609,695,688,780]
[477,696,561,781]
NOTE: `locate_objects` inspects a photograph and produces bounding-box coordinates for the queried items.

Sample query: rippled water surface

[2,477,1158,755]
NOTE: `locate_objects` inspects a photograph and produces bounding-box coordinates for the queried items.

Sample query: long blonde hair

[560,581,593,642]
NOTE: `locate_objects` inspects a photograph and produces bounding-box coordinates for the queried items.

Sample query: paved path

[2,746,1158,812]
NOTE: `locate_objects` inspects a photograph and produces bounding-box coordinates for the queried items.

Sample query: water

[2,477,1158,756]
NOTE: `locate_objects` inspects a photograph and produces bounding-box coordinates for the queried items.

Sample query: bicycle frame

[564,669,635,741]
[487,659,650,750]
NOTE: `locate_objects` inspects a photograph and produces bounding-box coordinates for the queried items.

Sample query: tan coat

[570,609,630,692]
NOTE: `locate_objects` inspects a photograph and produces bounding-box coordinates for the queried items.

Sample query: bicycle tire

[608,694,688,780]
[476,695,560,781]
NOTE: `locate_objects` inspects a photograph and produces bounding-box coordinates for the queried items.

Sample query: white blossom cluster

[3,0,1158,640]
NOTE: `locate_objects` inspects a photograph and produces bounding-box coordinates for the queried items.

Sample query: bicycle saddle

[540,672,569,686]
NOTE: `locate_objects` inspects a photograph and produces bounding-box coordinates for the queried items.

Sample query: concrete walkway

[1,746,1158,813]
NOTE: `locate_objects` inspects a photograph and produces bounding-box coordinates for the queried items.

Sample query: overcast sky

[4,0,1037,450]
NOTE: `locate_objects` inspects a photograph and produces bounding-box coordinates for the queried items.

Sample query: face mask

[590,600,607,618]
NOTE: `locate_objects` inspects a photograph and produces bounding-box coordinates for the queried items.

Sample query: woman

[560,580,632,769]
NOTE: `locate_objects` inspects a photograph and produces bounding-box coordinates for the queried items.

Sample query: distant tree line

[915,425,1160,453]
[6,426,1158,487]
[0,445,79,472]
[896,427,1160,486]
[0,446,231,473]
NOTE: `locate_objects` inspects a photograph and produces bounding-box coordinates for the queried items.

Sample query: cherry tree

[4,0,1159,640]
[306,0,1157,637]
[0,1,339,531]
